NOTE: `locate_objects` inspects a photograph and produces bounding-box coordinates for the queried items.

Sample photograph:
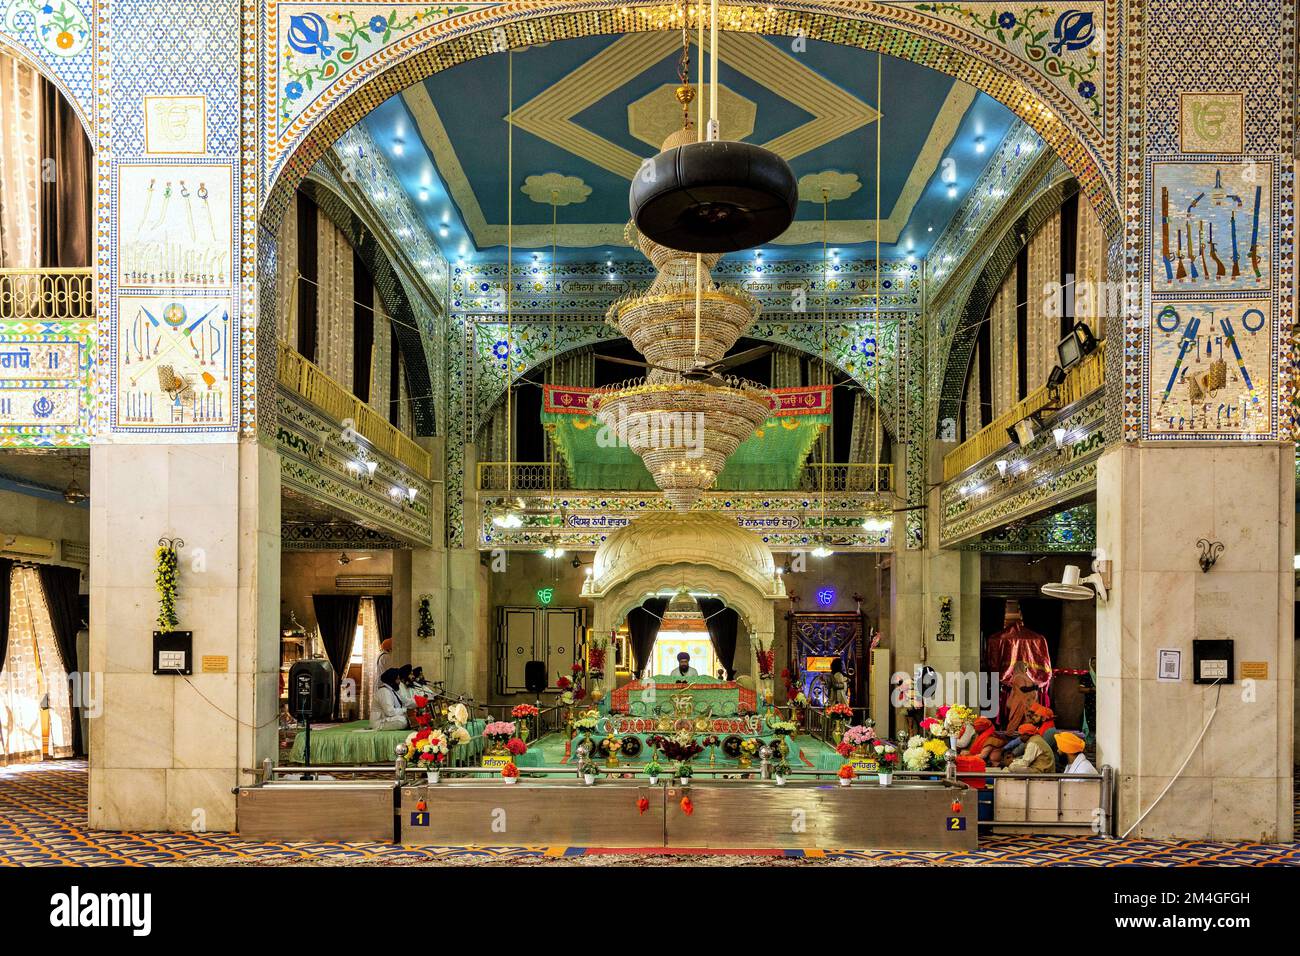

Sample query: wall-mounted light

[1053,426,1068,449]
[1197,538,1224,573]
[995,459,1009,479]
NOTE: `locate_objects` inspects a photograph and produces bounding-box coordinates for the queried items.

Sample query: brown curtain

[695,597,739,679]
[38,78,92,274]
[312,594,360,720]
[627,597,668,677]
[0,559,12,674]
[373,594,392,642]
[35,564,83,756]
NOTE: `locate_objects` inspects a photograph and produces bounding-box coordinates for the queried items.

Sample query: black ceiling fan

[595,343,775,386]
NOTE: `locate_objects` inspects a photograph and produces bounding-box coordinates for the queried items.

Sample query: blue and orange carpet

[1,761,1296,866]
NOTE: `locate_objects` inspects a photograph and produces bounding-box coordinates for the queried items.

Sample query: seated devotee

[963,716,1007,766]
[1005,723,1055,773]
[410,666,433,691]
[373,638,393,695]
[370,668,410,730]
[1055,732,1097,777]
[672,652,699,679]
[1029,702,1057,749]
[396,664,417,706]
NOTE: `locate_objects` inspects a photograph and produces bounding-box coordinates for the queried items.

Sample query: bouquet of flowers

[657,737,704,763]
[484,720,517,744]
[767,718,797,736]
[841,724,878,748]
[511,703,539,719]
[826,703,854,720]
[774,759,792,779]
[405,727,449,766]
[941,704,978,738]
[903,734,949,771]
[837,763,855,781]
[872,741,900,771]
[755,641,776,680]
[505,737,527,756]
[573,709,601,733]
[740,739,758,757]
[587,639,607,681]
[501,761,519,780]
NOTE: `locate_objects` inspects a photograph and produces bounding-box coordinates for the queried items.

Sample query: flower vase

[426,769,440,785]
[737,754,752,769]
[486,740,507,757]
[504,775,518,785]
[878,772,893,787]
[583,773,596,786]
[839,777,852,787]
[774,774,787,786]
[519,724,530,744]
[833,720,846,740]
[648,774,659,786]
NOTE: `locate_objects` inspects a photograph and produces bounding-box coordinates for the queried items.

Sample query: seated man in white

[672,652,699,679]
[370,667,410,730]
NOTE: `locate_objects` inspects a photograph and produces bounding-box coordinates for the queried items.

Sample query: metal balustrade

[477,459,893,493]
[942,340,1107,482]
[0,268,94,320]
[277,341,431,478]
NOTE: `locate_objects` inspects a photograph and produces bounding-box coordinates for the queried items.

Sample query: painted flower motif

[997,12,1017,28]
[492,339,510,359]
[369,15,387,33]
[1076,80,1096,99]
[55,31,74,49]
[42,3,53,12]
[285,81,304,101]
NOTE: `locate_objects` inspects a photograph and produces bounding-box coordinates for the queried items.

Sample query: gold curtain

[315,214,354,385]
[1076,197,1107,339]
[276,192,299,345]
[964,345,982,439]
[1027,210,1062,392]
[770,348,802,389]
[0,53,41,270]
[357,597,379,721]
[0,567,74,762]
[988,266,1018,416]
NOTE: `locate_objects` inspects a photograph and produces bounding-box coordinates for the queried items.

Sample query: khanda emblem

[287,13,334,57]
[1050,10,1096,54]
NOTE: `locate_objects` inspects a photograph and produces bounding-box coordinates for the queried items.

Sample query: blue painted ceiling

[357,33,1022,267]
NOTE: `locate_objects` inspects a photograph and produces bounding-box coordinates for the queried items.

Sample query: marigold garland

[154,545,180,630]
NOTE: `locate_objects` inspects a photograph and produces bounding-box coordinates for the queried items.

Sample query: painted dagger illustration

[1218,316,1258,402]
[1162,315,1200,403]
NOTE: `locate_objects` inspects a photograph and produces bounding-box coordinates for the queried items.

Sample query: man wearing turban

[1055,732,1097,777]
[1005,723,1055,774]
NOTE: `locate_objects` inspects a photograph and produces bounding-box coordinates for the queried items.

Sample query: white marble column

[87,442,280,831]
[1095,442,1295,841]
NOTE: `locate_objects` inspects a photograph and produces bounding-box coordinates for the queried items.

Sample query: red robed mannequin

[984,600,1052,731]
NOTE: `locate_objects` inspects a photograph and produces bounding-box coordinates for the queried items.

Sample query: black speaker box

[523,660,548,695]
[289,659,335,722]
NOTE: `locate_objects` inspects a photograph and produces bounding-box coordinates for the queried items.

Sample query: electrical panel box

[1192,639,1234,685]
[152,630,193,675]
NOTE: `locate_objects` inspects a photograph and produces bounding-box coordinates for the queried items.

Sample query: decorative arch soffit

[0,29,93,141]
[299,177,437,434]
[470,330,901,440]
[260,2,1120,237]
[595,564,776,637]
[935,176,1081,433]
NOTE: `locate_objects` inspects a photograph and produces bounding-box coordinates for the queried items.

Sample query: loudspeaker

[524,660,548,695]
[289,659,335,722]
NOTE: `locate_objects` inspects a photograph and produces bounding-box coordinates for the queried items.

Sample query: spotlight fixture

[1046,364,1068,390]
[1056,321,1099,372]
[543,546,565,559]
[810,541,833,559]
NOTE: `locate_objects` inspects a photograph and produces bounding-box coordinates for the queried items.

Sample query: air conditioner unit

[1,533,58,559]
[334,574,392,591]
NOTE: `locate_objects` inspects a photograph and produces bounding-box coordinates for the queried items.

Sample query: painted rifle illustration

[1247,184,1262,279]
[1160,187,1174,282]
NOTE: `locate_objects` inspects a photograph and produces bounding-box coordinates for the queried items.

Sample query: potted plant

[874,741,899,786]
[580,758,599,785]
[675,762,693,787]
[645,759,662,785]
[837,763,855,787]
[774,759,791,786]
[501,761,520,784]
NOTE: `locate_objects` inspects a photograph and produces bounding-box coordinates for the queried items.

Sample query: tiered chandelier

[594,10,774,512]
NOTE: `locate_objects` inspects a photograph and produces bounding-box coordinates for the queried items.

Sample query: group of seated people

[957,703,1096,775]
[370,642,436,730]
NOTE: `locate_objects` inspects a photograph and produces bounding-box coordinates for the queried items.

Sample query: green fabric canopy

[542,410,829,491]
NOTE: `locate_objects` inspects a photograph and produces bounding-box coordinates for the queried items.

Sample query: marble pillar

[88,442,280,831]
[1095,443,1295,841]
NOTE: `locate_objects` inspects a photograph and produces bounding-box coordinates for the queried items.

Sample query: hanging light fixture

[628,0,796,252]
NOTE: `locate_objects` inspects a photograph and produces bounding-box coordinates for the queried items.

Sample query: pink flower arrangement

[484,720,517,742]
[841,724,877,747]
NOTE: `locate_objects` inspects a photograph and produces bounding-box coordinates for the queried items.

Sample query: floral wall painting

[114,296,235,430]
[1146,298,1273,437]
[2,0,91,57]
[1179,92,1244,155]
[115,163,234,291]
[144,96,209,155]
[1151,161,1272,295]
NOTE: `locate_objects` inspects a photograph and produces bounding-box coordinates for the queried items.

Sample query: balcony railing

[0,268,94,319]
[798,462,892,493]
[476,460,892,493]
[277,341,431,478]
[943,340,1107,482]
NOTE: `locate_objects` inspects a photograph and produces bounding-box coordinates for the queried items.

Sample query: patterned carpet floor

[2,761,1296,866]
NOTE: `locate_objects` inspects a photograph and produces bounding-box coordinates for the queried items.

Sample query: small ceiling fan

[595,343,775,386]
[337,551,374,566]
